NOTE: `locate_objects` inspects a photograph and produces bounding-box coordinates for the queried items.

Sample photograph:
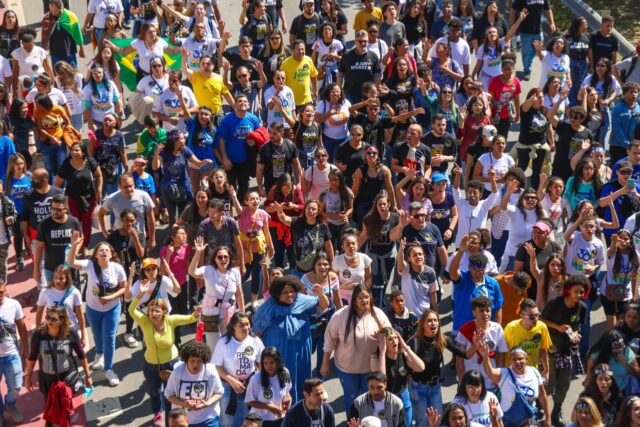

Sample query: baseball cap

[482,125,497,142]
[533,221,551,234]
[302,0,314,4]
[140,258,159,270]
[361,417,382,427]
[431,172,448,183]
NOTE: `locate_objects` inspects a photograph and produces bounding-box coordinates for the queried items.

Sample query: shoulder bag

[201,273,231,333]
[47,338,83,394]
[151,327,173,382]
[500,368,537,427]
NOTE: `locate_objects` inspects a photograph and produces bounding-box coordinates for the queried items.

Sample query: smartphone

[628,178,636,189]
[566,327,578,341]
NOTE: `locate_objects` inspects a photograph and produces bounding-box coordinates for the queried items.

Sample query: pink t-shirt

[160,244,191,285]
[238,209,270,254]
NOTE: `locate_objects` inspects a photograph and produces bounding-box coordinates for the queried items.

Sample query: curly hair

[179,339,212,364]
[269,275,304,302]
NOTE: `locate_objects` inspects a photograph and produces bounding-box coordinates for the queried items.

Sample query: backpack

[620,53,638,83]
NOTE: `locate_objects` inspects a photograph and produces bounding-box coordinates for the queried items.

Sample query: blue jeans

[143,358,178,413]
[600,105,611,148]
[39,142,68,183]
[220,382,248,427]
[243,252,265,297]
[410,381,442,426]
[397,387,412,427]
[520,33,542,74]
[371,257,396,308]
[86,303,121,371]
[337,369,369,415]
[51,54,77,69]
[569,59,588,107]
[491,230,509,265]
[0,354,22,416]
[322,135,348,163]
[191,417,220,427]
[71,113,84,132]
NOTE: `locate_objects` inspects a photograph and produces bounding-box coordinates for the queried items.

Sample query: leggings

[11,214,24,258]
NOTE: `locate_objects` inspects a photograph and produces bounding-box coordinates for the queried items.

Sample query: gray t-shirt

[379,21,406,47]
[101,189,155,234]
[197,217,240,259]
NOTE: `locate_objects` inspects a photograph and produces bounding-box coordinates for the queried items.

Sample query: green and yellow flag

[57,9,84,46]
[110,38,182,92]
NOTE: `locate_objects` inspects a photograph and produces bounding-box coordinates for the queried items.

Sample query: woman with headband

[581,363,621,427]
[477,345,551,427]
[567,397,605,427]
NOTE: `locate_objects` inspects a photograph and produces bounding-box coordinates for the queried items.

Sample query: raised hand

[426,407,440,427]
[194,236,208,253]
[70,230,82,246]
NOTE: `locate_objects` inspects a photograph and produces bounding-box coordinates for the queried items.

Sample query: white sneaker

[105,370,120,386]
[124,333,139,348]
[92,353,104,370]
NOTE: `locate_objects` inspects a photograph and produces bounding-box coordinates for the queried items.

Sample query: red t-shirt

[488,75,522,120]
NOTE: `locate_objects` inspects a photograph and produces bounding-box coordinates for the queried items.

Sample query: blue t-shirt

[612,156,640,193]
[187,116,217,162]
[160,146,194,190]
[216,112,261,164]
[9,173,32,215]
[452,270,504,331]
[132,171,156,196]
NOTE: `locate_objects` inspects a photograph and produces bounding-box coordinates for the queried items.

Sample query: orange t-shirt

[33,105,66,139]
[497,272,530,326]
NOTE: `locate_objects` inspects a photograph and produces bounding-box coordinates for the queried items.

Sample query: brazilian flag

[110,38,182,92]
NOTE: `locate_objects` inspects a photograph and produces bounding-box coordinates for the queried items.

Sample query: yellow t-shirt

[280,56,318,106]
[504,319,552,368]
[353,8,384,32]
[190,71,229,114]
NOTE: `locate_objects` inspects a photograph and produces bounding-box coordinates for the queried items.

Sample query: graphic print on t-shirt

[178,380,209,405]
[235,345,256,378]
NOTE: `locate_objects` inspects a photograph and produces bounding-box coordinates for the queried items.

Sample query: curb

[560,0,635,56]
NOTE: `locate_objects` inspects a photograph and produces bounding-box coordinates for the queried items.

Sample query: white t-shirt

[79,260,126,312]
[581,73,622,98]
[82,80,121,123]
[332,253,373,302]
[540,194,566,232]
[126,276,177,314]
[152,86,198,132]
[451,392,503,425]
[37,287,83,329]
[399,263,438,317]
[0,56,12,85]
[202,266,242,316]
[304,164,337,201]
[211,335,265,380]
[164,361,224,423]
[55,74,84,116]
[476,152,515,191]
[136,74,169,97]
[245,369,292,421]
[180,37,219,71]
[316,99,351,140]
[131,38,169,74]
[87,59,120,82]
[502,206,539,264]
[313,38,344,73]
[456,322,508,388]
[26,87,69,109]
[624,214,640,256]
[88,0,124,28]
[453,189,500,247]
[539,52,570,87]
[0,298,24,357]
[496,366,543,412]
[367,40,389,68]
[12,46,48,77]
[564,231,605,275]
[263,85,296,129]
[602,253,634,300]
[431,36,471,66]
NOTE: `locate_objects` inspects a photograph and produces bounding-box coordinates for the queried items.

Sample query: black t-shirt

[402,15,427,45]
[107,229,146,270]
[512,0,549,35]
[57,157,99,200]
[514,238,561,299]
[541,296,586,355]
[257,139,299,190]
[0,29,19,59]
[384,353,411,394]
[222,52,259,84]
[258,46,291,83]
[518,107,548,146]
[36,215,82,271]
[49,22,77,56]
[208,188,233,217]
[283,401,335,427]
[338,49,381,99]
[263,0,283,26]
[421,131,457,173]
[290,218,331,272]
[243,14,271,46]
[131,0,161,20]
[589,31,619,64]
[567,33,590,61]
[392,142,432,183]
[411,335,466,382]
[383,75,417,109]
[351,113,394,154]
[430,191,455,238]
[93,129,125,184]
[402,223,444,270]
[552,122,593,181]
[293,121,321,161]
[22,186,64,231]
[290,13,323,54]
[471,15,508,43]
[334,142,369,186]
[365,211,400,256]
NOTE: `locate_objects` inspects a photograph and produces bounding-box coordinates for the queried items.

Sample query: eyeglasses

[524,313,541,320]
[51,207,66,212]
[442,91,453,94]
[619,169,633,175]
[217,255,229,260]
[350,132,363,136]
[524,196,538,201]
[45,316,60,322]
[413,214,427,219]
[315,154,327,159]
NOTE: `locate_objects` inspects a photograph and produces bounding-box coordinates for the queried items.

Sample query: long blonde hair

[54,61,80,95]
[39,305,71,340]
[414,309,446,353]
[572,396,604,427]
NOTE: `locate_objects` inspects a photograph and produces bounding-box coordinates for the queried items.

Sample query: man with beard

[349,372,406,427]
[33,194,82,286]
[22,169,62,289]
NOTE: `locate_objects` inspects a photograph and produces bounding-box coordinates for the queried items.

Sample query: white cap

[361,417,382,427]
[482,125,497,142]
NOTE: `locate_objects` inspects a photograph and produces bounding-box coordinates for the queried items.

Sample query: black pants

[169,282,190,344]
[11,214,24,258]
[40,370,72,427]
[269,227,294,269]
[517,147,546,190]
[610,145,628,166]
[496,118,511,138]
[227,162,251,201]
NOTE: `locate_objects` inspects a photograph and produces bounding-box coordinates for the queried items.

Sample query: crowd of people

[0,0,639,426]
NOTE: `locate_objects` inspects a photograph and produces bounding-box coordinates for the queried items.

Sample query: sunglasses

[238,74,249,78]
[315,154,327,159]
[217,255,229,260]
[52,207,66,212]
[45,316,60,322]
[570,114,585,120]
[524,313,540,320]
[524,196,538,201]
[619,169,633,175]
[144,266,158,271]
[413,214,427,219]
[351,132,363,136]
[368,29,378,33]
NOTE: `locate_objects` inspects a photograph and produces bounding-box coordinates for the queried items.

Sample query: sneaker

[124,333,139,348]
[92,353,104,370]
[153,412,164,427]
[522,72,531,81]
[105,370,120,386]
[123,22,132,30]
[4,404,23,424]
[15,257,24,271]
